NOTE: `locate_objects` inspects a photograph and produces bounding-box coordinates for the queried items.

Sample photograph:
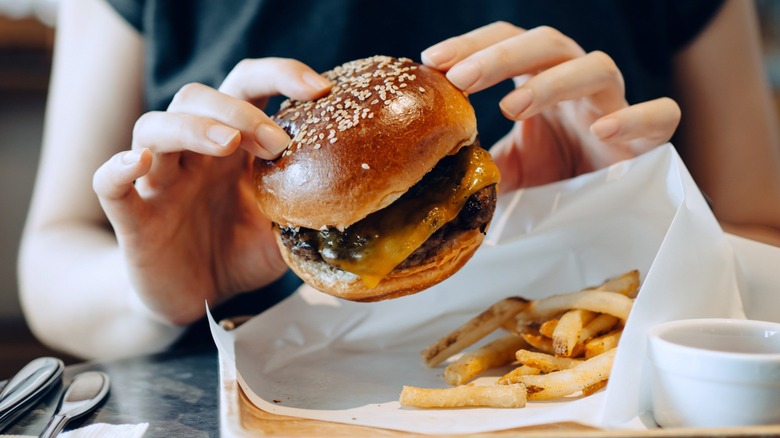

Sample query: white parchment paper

[209,145,780,435]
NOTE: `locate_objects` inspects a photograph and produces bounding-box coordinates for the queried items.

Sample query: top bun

[254,56,477,231]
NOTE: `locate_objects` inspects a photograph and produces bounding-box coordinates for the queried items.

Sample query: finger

[421,21,524,70]
[133,111,242,155]
[92,149,152,233]
[445,26,586,93]
[590,97,681,148]
[219,57,332,103]
[132,111,243,188]
[168,83,289,159]
[500,51,626,120]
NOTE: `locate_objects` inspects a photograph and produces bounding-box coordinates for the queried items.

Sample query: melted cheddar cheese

[318,145,500,287]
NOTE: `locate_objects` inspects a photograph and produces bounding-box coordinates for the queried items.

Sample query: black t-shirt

[104,0,724,345]
[108,0,723,149]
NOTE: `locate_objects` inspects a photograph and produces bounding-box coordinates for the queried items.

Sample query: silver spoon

[38,371,110,438]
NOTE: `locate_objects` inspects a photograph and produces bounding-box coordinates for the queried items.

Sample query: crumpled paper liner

[210,144,780,435]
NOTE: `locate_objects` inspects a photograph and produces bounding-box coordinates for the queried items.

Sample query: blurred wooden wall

[0,16,53,91]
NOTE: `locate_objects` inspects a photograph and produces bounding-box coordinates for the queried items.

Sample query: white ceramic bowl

[647,318,780,428]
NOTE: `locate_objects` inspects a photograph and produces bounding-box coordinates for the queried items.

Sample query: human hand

[422,22,681,192]
[92,58,332,325]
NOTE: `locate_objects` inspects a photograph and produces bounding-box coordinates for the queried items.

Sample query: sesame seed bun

[253,56,494,301]
[254,56,477,231]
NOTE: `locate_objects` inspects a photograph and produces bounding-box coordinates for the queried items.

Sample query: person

[18,0,780,359]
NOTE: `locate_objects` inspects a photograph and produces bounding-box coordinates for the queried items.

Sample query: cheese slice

[318,145,500,287]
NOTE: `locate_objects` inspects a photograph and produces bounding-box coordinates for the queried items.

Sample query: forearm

[721,222,780,248]
[674,0,780,247]
[18,223,184,360]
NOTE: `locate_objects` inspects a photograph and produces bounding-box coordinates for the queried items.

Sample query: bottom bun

[275,228,485,302]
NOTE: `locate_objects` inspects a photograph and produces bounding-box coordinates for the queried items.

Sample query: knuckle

[276,57,301,71]
[223,107,247,128]
[590,50,624,88]
[132,112,155,141]
[491,20,520,34]
[590,50,617,72]
[491,43,513,67]
[661,96,681,112]
[233,58,255,75]
[534,25,565,44]
[171,82,204,106]
[535,26,583,57]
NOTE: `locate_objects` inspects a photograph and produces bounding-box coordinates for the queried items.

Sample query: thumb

[92,149,152,235]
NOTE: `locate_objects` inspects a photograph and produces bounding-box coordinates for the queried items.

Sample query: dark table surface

[2,346,219,437]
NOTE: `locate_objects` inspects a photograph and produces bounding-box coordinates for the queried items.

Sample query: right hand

[422,22,681,192]
[92,58,332,325]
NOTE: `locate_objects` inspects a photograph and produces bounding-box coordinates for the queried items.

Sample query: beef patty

[278,184,496,271]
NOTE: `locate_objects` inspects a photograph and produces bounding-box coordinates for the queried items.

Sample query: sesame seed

[361,163,370,170]
[276,56,423,143]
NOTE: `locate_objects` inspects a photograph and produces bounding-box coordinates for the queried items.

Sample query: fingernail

[121,149,144,165]
[206,125,240,147]
[255,123,291,154]
[421,44,456,67]
[590,118,620,139]
[499,88,533,119]
[446,60,481,91]
[302,71,331,91]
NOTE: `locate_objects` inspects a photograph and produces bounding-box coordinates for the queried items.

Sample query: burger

[254,55,500,301]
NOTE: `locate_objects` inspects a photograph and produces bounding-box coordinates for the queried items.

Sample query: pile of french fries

[400,270,639,409]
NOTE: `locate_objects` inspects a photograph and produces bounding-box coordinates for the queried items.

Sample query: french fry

[594,269,640,297]
[520,290,634,324]
[421,297,528,368]
[444,335,528,386]
[410,270,639,410]
[399,384,527,408]
[538,319,558,338]
[520,332,556,355]
[519,348,616,401]
[577,313,619,344]
[552,309,595,357]
[585,329,622,359]
[515,349,582,373]
[500,318,520,334]
[581,379,608,396]
[497,365,541,385]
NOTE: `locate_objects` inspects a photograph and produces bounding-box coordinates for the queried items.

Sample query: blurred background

[0,0,71,378]
[0,1,779,378]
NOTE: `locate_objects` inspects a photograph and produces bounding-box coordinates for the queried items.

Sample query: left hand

[92,58,331,324]
[422,22,681,192]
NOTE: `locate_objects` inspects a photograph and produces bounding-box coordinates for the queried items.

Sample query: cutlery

[0,357,64,432]
[38,371,110,438]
